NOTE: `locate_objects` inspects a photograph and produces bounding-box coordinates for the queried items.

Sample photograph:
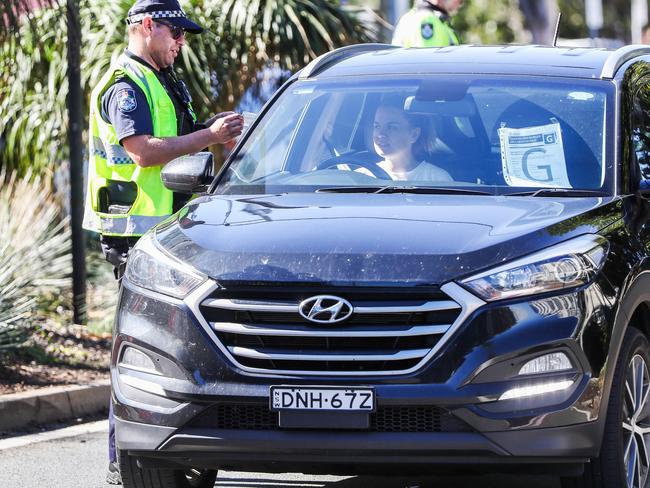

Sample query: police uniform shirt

[99,50,196,212]
[100,50,195,144]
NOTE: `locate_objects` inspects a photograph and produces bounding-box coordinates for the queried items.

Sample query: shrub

[0,170,71,352]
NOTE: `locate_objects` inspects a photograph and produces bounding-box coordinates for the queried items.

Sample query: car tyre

[119,449,217,488]
[562,327,650,488]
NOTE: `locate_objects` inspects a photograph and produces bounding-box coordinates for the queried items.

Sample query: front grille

[187,404,473,433]
[196,284,462,375]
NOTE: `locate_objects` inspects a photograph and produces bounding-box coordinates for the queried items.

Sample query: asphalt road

[0,421,561,488]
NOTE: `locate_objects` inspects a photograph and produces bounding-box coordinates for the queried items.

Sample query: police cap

[126,0,203,34]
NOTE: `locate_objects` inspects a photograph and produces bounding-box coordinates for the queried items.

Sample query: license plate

[270,386,375,412]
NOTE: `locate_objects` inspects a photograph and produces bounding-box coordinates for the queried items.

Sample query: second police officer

[392,0,463,47]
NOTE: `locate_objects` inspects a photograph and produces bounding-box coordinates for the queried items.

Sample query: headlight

[460,234,608,301]
[125,232,206,299]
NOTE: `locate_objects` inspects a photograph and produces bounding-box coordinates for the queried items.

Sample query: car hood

[156,193,621,286]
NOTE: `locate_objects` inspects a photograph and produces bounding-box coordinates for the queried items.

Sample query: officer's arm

[123,113,243,168]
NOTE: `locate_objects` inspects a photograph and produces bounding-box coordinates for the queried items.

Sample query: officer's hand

[208,113,244,144]
[204,111,235,127]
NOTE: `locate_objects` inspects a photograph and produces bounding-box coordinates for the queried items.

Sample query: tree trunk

[66,0,86,324]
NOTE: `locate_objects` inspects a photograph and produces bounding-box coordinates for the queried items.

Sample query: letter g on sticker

[522,147,553,182]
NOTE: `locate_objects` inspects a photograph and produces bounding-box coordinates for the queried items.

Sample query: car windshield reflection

[214,75,613,196]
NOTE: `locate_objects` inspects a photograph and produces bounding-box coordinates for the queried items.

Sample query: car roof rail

[298,43,398,80]
[601,44,650,79]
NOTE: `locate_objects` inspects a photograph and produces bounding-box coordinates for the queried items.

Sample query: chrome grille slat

[212,322,451,337]
[228,346,431,361]
[356,302,460,313]
[204,298,461,314]
[203,299,297,313]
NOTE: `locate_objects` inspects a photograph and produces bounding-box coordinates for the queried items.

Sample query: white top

[378,161,454,182]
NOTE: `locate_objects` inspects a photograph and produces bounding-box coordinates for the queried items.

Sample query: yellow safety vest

[392,8,459,48]
[83,54,196,237]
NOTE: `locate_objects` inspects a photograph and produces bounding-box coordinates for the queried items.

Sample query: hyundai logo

[298,295,353,324]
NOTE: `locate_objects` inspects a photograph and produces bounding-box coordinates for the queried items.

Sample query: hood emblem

[298,295,353,324]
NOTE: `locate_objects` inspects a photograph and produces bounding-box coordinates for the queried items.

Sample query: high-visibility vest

[392,8,459,48]
[82,54,196,237]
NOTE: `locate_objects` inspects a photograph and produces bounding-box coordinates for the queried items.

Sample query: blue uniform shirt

[101,78,153,144]
[100,50,197,144]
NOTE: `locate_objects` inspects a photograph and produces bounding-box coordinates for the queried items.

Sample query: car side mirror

[161,152,214,194]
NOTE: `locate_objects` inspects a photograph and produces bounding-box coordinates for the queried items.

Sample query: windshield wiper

[317,186,494,195]
[506,188,605,197]
[374,186,494,195]
[316,186,387,193]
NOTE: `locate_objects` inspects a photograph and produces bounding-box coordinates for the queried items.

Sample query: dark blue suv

[114,44,650,488]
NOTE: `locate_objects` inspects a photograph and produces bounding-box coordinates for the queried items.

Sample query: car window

[230,88,307,183]
[631,78,650,182]
[215,75,613,195]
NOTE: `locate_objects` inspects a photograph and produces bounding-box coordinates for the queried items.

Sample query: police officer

[392,0,463,48]
[83,0,244,280]
[82,0,243,483]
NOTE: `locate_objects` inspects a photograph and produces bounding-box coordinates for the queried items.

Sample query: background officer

[81,0,243,483]
[392,0,463,47]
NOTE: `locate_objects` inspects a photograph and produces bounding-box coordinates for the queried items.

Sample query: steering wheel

[315,151,392,180]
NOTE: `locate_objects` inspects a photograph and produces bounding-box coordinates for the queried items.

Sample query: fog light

[120,346,158,374]
[519,352,572,375]
[500,380,574,400]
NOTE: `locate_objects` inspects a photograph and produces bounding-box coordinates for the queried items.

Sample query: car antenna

[553,12,562,47]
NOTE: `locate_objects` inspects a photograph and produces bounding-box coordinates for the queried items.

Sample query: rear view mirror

[161,152,214,194]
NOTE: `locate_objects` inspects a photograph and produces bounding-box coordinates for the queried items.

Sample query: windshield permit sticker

[498,122,571,188]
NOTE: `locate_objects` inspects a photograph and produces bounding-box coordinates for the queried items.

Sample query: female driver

[373,101,453,181]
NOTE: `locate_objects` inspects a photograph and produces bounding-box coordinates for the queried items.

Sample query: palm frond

[0,169,71,351]
[0,0,59,39]
[0,0,374,175]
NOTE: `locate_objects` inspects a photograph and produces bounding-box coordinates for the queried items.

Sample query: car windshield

[214,75,613,196]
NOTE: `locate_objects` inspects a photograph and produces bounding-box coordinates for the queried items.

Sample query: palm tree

[0,0,374,175]
[0,0,373,327]
[0,0,86,325]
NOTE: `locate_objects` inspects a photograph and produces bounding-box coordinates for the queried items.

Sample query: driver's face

[373,106,419,159]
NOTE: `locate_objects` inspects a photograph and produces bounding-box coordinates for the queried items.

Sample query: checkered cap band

[127,10,187,24]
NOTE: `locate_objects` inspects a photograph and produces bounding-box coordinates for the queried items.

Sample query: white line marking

[0,420,108,451]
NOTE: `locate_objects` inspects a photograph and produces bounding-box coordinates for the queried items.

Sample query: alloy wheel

[622,353,650,488]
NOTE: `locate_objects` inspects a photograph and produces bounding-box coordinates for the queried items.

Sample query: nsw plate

[270,386,375,412]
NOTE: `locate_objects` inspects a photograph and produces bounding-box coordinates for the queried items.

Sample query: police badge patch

[421,22,434,40]
[117,88,137,113]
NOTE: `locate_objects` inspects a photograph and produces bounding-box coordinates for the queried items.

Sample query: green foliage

[0,7,69,176]
[0,0,373,177]
[557,0,630,42]
[184,0,374,110]
[453,0,528,44]
[0,170,72,352]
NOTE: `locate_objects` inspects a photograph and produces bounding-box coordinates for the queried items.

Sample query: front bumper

[113,277,618,474]
[115,413,593,476]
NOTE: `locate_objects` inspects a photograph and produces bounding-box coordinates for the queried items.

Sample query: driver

[373,100,453,181]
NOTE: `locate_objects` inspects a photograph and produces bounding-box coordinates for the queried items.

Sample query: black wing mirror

[161,152,214,194]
